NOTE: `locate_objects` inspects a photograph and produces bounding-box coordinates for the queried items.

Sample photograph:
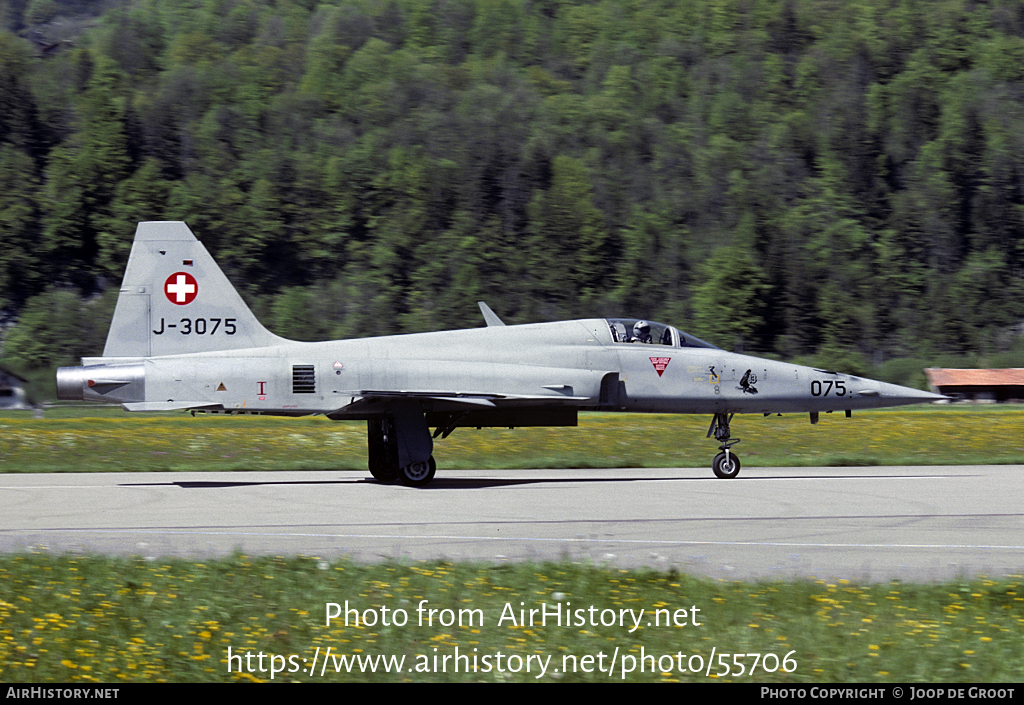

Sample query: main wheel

[367,419,399,482]
[712,451,741,479]
[369,462,399,482]
[398,456,437,487]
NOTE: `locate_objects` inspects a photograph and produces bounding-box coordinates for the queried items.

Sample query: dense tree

[690,245,770,352]
[1,288,115,368]
[2,0,1024,379]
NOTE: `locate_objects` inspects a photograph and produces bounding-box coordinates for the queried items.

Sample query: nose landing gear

[708,413,741,479]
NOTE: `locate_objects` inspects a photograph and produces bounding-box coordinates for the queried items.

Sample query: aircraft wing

[123,402,225,412]
[329,388,593,417]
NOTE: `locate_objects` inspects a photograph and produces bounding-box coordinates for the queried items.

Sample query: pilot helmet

[633,321,651,337]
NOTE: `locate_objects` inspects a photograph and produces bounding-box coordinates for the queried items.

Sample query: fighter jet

[57,222,945,486]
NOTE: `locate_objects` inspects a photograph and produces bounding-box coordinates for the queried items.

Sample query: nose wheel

[712,448,741,478]
[708,413,741,479]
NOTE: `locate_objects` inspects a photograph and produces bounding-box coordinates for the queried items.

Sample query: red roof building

[925,368,1024,403]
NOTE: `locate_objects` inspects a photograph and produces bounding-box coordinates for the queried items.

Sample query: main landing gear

[707,412,741,479]
[367,417,437,487]
[398,456,437,486]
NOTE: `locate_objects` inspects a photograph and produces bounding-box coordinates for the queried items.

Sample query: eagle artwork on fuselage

[57,222,946,486]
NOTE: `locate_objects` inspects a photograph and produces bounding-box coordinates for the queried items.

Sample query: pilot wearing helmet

[630,320,653,344]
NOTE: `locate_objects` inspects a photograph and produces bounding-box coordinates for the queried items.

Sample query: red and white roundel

[164,272,198,305]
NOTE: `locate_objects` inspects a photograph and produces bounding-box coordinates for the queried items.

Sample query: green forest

[2,0,1024,393]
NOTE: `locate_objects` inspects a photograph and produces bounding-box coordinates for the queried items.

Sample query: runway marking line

[7,527,1024,551]
[0,474,973,491]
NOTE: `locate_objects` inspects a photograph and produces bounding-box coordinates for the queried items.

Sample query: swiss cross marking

[650,357,671,377]
[165,272,198,305]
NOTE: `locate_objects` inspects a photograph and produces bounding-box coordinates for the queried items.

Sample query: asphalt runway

[2,466,1023,581]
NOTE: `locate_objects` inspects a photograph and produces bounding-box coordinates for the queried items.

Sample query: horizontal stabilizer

[87,379,131,391]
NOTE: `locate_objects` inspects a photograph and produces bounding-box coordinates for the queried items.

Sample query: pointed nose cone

[857,381,949,407]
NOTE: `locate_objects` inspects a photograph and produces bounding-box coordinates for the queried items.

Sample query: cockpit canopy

[606,319,719,349]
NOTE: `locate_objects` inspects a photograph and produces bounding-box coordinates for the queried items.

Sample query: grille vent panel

[292,365,315,394]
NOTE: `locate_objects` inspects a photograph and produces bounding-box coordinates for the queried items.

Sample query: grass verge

[1,553,1022,683]
[1,406,1023,473]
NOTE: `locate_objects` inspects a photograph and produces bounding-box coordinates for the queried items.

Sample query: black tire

[712,451,741,479]
[398,456,437,487]
[367,419,399,482]
[369,463,399,482]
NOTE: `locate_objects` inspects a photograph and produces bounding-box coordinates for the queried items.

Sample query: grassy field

[1,553,1022,683]
[2,404,1023,473]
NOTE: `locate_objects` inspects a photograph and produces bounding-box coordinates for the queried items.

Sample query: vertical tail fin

[101,222,288,358]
